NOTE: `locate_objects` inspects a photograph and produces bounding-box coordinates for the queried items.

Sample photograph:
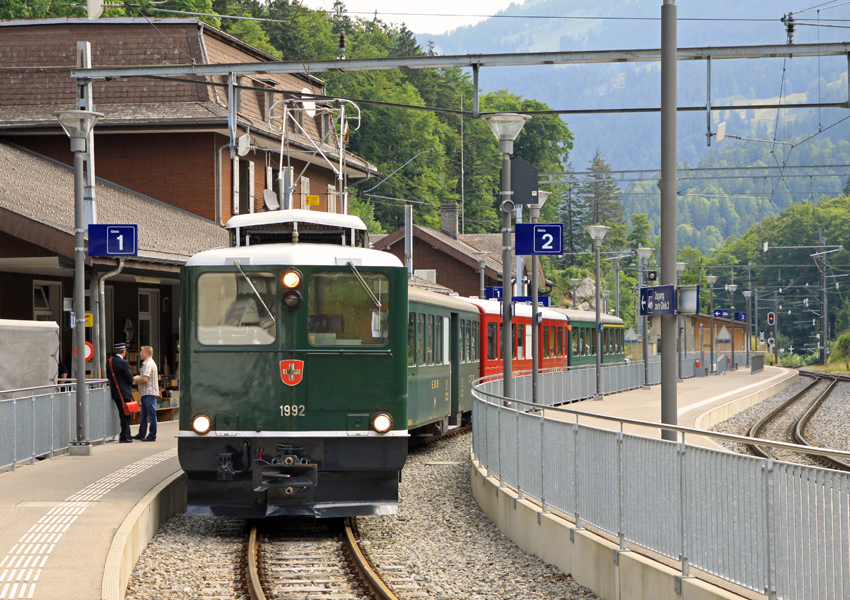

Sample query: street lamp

[54,109,103,453]
[587,224,610,400]
[481,112,531,399]
[636,246,653,388]
[570,278,581,309]
[529,190,550,405]
[602,290,611,315]
[742,290,752,367]
[676,261,686,380]
[474,251,488,299]
[706,275,717,374]
[727,283,738,370]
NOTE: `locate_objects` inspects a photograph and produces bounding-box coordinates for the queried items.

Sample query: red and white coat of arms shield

[280,360,304,386]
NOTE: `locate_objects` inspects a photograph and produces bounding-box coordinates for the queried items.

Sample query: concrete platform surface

[0,421,181,600]
[546,365,798,450]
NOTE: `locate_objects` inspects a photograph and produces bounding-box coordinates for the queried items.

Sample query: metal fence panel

[516,410,541,498]
[686,447,766,590]
[576,426,619,535]
[773,463,850,600]
[622,435,681,559]
[541,418,575,514]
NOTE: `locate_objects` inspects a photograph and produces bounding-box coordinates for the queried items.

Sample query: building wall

[380,237,497,297]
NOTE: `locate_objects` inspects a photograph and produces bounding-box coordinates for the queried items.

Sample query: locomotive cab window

[308,272,389,346]
[197,272,277,345]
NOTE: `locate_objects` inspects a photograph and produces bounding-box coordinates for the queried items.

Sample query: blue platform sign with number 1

[515,223,563,256]
[88,224,138,257]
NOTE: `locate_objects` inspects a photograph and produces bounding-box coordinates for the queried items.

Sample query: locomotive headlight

[371,413,393,434]
[192,414,213,435]
[282,270,301,288]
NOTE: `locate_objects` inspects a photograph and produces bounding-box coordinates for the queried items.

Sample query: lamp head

[480,112,531,154]
[742,290,752,298]
[53,110,103,140]
[706,275,717,286]
[635,246,653,261]
[726,283,738,293]
[602,290,611,299]
[586,224,610,244]
[569,278,580,286]
[676,261,687,275]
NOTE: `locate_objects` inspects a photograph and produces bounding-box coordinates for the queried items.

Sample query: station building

[0,17,376,385]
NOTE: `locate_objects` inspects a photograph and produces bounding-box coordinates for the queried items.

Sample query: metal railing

[472,366,850,599]
[0,381,118,471]
[482,354,703,407]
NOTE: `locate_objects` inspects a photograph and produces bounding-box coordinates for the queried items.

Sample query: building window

[300,177,310,210]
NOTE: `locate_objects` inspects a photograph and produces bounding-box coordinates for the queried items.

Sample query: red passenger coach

[461,298,570,377]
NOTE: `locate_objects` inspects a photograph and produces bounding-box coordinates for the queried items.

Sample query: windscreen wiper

[233,259,276,323]
[347,261,381,309]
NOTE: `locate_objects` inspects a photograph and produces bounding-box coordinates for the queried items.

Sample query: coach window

[435,316,443,364]
[543,326,549,358]
[417,314,426,364]
[426,314,434,364]
[466,321,472,363]
[308,272,389,346]
[487,322,498,360]
[556,326,563,356]
[408,313,416,366]
[473,322,479,361]
[517,324,525,360]
[197,272,277,345]
[462,320,468,363]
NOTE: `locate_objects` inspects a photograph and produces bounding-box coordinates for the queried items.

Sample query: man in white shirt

[133,345,159,441]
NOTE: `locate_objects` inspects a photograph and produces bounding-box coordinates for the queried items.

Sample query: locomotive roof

[459,297,569,322]
[224,210,367,231]
[408,288,480,315]
[548,307,624,326]
[185,242,404,267]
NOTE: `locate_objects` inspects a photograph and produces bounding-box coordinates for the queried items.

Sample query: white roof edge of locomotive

[459,297,568,321]
[408,288,480,314]
[186,242,404,268]
[224,209,367,231]
[549,307,624,325]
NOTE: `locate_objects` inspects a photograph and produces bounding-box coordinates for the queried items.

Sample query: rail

[472,366,850,599]
[0,381,117,471]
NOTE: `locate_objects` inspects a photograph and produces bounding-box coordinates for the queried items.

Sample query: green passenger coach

[407,288,480,434]
[178,211,410,518]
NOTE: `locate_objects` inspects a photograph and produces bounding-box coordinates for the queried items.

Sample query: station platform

[549,364,798,451]
[0,421,181,600]
[0,366,795,600]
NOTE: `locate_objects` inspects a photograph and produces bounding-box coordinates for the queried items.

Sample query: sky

[298,0,515,35]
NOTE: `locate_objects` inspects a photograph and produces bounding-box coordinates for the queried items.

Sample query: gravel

[709,372,850,460]
[125,434,597,600]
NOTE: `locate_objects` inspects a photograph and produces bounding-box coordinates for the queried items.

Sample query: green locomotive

[178,211,410,518]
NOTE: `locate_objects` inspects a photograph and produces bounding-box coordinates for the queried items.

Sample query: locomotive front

[178,212,408,518]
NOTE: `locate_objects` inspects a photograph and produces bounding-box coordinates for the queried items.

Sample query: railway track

[245,518,427,600]
[747,372,850,470]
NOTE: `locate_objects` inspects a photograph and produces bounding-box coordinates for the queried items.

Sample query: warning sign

[306,194,320,206]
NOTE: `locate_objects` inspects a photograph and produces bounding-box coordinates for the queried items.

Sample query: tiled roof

[408,275,455,294]
[0,141,228,261]
[0,18,377,177]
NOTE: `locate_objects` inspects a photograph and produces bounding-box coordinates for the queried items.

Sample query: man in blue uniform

[106,342,135,443]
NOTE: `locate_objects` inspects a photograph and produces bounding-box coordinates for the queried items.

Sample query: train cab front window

[308,272,390,346]
[197,272,277,345]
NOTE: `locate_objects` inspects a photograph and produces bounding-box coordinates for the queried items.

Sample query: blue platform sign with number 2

[515,223,563,256]
[88,224,138,257]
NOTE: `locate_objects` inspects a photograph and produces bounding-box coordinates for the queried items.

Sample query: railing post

[764,451,777,600]
[539,409,547,515]
[616,424,626,562]
[675,435,690,594]
[516,406,522,499]
[573,419,581,531]
[30,390,36,464]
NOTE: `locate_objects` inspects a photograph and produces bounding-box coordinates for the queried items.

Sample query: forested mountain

[422,0,850,252]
